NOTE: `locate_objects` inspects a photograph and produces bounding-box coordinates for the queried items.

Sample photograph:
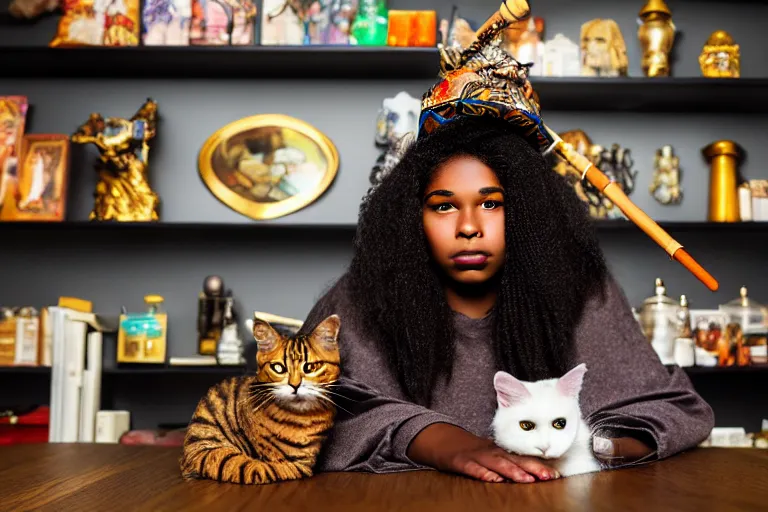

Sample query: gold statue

[637,0,676,77]
[650,145,682,205]
[71,99,160,222]
[580,18,628,77]
[699,30,740,78]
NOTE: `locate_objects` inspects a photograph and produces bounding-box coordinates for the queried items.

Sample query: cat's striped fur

[179,314,341,484]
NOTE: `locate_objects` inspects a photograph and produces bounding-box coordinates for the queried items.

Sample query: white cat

[491,363,602,477]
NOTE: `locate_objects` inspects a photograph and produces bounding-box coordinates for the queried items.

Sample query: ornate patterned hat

[418,1,554,153]
[411,0,718,292]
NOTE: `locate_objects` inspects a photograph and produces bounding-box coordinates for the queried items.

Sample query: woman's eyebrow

[479,187,504,195]
[424,189,454,200]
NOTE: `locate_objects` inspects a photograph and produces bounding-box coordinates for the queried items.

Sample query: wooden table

[0,445,765,511]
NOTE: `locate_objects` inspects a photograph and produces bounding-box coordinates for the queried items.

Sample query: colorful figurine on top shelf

[260,0,313,44]
[580,18,628,77]
[50,0,141,47]
[190,0,256,45]
[350,0,387,46]
[71,99,160,222]
[699,30,740,78]
[142,0,193,45]
[637,0,676,77]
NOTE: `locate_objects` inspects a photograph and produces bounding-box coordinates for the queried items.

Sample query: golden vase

[637,0,676,77]
[702,140,744,222]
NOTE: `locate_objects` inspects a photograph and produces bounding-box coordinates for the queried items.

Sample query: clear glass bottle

[719,286,767,364]
[639,278,680,364]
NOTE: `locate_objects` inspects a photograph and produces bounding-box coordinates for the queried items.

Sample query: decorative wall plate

[199,114,339,220]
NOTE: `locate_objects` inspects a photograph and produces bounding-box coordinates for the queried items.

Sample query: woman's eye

[519,421,536,431]
[481,200,502,210]
[431,203,454,212]
[303,362,319,373]
[552,418,567,430]
[270,363,286,374]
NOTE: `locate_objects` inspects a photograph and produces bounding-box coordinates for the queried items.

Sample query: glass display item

[350,0,387,46]
[719,287,767,364]
[117,295,168,364]
[639,278,680,365]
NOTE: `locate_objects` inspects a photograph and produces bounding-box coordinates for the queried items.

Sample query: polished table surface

[0,445,766,511]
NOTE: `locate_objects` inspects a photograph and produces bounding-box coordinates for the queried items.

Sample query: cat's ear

[310,314,341,350]
[556,363,587,398]
[493,371,531,407]
[252,318,281,352]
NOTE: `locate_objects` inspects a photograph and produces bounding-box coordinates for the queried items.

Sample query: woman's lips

[451,251,489,266]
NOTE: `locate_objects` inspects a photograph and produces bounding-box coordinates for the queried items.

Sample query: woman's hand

[406,423,560,483]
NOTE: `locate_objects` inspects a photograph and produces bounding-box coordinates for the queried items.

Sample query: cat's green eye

[519,421,536,431]
[270,363,286,374]
[552,418,567,430]
[303,362,320,374]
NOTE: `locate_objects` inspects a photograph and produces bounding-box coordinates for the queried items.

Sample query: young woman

[300,115,714,483]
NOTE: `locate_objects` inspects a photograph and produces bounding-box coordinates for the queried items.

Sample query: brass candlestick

[702,140,744,222]
[637,0,676,77]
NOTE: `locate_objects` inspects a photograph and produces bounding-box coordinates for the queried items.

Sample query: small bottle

[350,0,388,46]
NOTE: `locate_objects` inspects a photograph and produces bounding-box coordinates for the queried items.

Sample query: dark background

[1,0,766,432]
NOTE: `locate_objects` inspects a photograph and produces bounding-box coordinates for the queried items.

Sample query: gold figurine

[71,99,160,222]
[650,145,682,205]
[637,0,676,77]
[699,30,740,78]
[702,140,744,222]
[580,18,628,77]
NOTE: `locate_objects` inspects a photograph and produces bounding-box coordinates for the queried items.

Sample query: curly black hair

[347,115,608,406]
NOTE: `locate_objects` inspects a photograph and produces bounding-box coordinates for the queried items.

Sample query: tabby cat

[179,314,341,485]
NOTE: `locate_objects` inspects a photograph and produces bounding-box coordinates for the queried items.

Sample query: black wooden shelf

[3,46,767,112]
[1,220,767,233]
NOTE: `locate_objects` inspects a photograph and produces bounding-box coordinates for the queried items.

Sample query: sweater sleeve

[574,275,715,463]
[302,277,464,473]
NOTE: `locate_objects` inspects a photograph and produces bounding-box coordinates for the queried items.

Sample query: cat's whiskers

[313,392,353,416]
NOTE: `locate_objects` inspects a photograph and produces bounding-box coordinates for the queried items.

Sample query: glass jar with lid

[719,286,767,364]
[639,278,680,365]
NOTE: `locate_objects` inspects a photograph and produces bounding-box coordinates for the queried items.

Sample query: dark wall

[1,0,767,431]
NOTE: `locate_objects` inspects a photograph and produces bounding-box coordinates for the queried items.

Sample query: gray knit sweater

[300,273,714,474]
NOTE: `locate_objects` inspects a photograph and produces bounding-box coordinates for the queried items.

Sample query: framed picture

[1,134,69,222]
[199,114,339,220]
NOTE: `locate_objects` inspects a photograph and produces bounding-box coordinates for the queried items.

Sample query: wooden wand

[478,0,719,291]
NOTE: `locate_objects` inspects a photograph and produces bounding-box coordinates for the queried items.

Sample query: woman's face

[422,155,506,286]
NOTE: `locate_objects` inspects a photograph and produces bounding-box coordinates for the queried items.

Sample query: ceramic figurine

[580,18,628,77]
[216,297,245,366]
[542,33,580,77]
[71,99,160,222]
[650,145,682,205]
[593,143,637,219]
[370,91,420,186]
[637,0,676,77]
[699,30,740,78]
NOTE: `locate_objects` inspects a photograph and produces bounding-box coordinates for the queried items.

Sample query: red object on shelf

[0,406,50,445]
